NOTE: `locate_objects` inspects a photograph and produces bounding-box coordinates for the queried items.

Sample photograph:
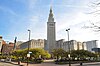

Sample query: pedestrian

[80,62,83,66]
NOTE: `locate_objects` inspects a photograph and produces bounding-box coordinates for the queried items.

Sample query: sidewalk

[10,59,55,66]
[10,61,100,66]
[10,61,81,66]
[11,62,26,66]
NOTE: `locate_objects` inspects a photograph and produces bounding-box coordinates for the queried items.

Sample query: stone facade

[84,40,98,52]
[56,40,87,52]
[47,8,56,52]
[19,39,45,50]
[1,43,14,54]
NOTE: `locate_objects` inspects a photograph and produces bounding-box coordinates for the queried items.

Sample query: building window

[49,24,54,26]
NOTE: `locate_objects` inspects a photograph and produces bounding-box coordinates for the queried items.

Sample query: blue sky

[0,0,100,47]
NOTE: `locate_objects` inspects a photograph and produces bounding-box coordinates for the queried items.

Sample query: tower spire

[48,6,54,22]
[50,6,52,13]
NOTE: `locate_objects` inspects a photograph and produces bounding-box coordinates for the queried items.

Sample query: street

[0,61,100,66]
[0,62,19,66]
[23,62,100,66]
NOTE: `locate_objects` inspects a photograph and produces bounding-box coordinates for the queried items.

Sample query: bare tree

[84,0,100,32]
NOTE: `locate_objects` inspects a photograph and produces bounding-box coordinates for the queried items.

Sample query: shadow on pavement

[76,63,100,66]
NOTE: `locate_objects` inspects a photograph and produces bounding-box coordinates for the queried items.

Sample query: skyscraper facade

[47,7,56,52]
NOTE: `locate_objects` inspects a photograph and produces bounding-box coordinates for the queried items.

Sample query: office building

[56,39,65,49]
[19,39,45,49]
[47,7,56,52]
[84,40,98,52]
[1,42,14,55]
[56,40,87,51]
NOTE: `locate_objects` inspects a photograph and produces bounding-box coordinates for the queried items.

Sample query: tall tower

[47,7,56,52]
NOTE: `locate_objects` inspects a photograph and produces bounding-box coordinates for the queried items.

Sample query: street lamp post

[14,37,17,50]
[27,29,31,66]
[66,28,71,66]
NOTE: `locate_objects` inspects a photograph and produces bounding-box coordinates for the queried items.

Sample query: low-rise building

[19,39,45,49]
[63,40,78,51]
[56,40,87,52]
[16,41,24,49]
[84,40,98,52]
[1,42,14,55]
[56,39,65,49]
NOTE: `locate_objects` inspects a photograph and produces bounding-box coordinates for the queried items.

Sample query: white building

[16,41,24,49]
[47,7,56,52]
[84,40,98,52]
[77,41,83,50]
[56,39,65,49]
[19,39,45,50]
[16,41,23,46]
[56,40,87,52]
[63,40,78,51]
[82,42,87,50]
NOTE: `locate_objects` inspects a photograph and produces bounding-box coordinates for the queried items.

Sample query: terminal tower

[47,7,56,52]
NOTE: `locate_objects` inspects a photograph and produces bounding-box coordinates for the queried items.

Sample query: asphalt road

[0,61,100,66]
[12,62,100,66]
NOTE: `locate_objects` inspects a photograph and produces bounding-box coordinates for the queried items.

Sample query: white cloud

[14,0,37,11]
[28,0,37,9]
[28,16,39,29]
[28,16,46,38]
[56,12,89,32]
[0,6,17,16]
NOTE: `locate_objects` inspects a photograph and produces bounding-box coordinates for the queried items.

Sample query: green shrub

[55,59,68,64]
[33,58,43,63]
